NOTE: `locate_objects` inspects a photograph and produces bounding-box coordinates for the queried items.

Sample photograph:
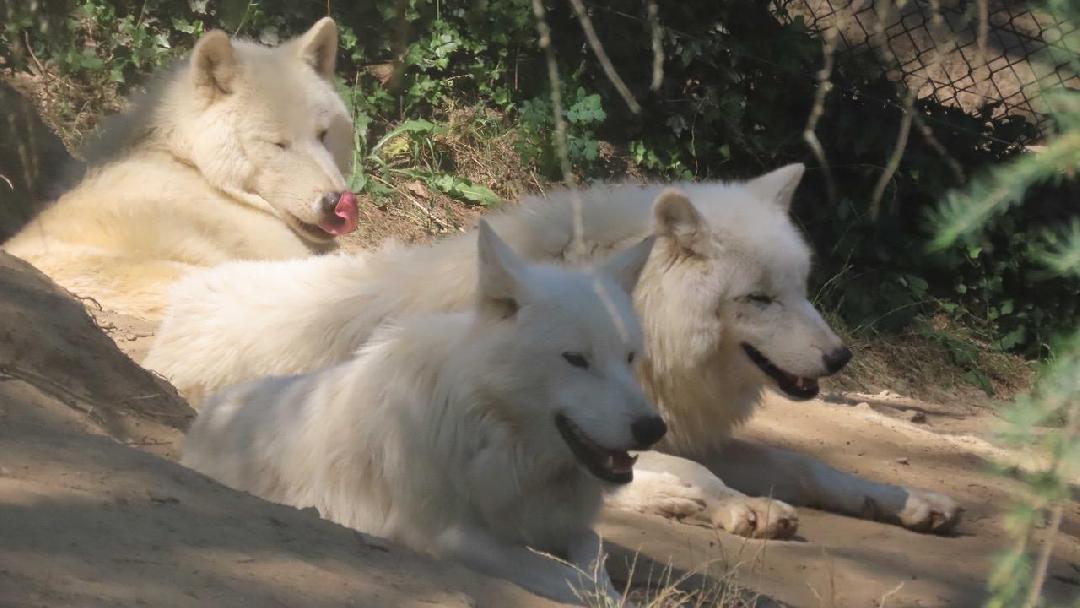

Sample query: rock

[0,253,559,608]
[906,410,928,424]
[0,253,193,457]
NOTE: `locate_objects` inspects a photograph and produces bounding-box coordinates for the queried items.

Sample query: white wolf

[149,165,960,537]
[182,221,664,604]
[3,18,359,319]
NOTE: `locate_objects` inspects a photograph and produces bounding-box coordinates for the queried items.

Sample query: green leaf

[902,274,929,296]
[565,93,605,126]
[371,119,441,156]
[429,174,501,207]
[454,182,502,207]
[998,326,1027,350]
[348,169,368,194]
[963,369,995,396]
[78,49,104,70]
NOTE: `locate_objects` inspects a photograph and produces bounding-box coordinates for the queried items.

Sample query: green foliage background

[2,0,1077,369]
[930,4,1079,605]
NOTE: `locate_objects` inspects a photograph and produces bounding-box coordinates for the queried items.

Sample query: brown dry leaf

[365,63,397,86]
[405,181,431,199]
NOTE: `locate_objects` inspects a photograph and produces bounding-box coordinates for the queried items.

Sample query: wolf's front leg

[436,525,604,605]
[704,438,961,534]
[607,451,798,539]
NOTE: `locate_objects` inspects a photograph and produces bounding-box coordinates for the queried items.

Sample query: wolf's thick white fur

[3,18,355,319]
[183,222,660,604]
[151,166,961,537]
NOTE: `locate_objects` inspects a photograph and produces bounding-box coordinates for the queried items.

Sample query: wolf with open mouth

[182,222,661,605]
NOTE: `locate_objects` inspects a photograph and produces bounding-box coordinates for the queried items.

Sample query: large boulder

[0,253,564,607]
[0,252,192,457]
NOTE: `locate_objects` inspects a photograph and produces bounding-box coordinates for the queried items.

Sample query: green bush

[2,0,1076,363]
[930,5,1079,604]
[529,1,1076,360]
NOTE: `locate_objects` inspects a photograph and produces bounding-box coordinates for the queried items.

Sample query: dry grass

[2,49,124,155]
[440,104,546,202]
[610,560,760,608]
[553,540,763,608]
[340,104,546,251]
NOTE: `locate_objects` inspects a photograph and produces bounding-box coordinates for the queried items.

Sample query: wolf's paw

[898,488,962,534]
[608,472,708,520]
[711,496,798,539]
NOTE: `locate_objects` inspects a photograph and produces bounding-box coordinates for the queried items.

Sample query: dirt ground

[603,392,1080,607]
[2,247,1079,608]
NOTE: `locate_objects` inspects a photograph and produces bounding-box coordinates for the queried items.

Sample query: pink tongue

[319,191,359,236]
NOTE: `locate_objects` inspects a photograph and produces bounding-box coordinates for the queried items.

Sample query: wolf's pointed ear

[653,188,708,254]
[191,30,237,101]
[295,17,338,81]
[477,220,527,320]
[599,236,655,295]
[745,163,804,213]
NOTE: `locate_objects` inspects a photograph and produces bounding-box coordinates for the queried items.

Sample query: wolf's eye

[561,352,589,369]
[747,293,774,305]
[627,352,636,364]
[274,140,289,150]
[318,129,329,142]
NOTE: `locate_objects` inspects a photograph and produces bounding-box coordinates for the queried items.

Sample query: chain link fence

[779,0,1079,141]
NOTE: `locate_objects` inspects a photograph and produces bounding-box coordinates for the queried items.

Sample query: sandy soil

[3,250,1079,608]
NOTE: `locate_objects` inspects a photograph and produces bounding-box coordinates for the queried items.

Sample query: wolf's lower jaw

[288,214,336,244]
[554,414,637,485]
[740,343,820,400]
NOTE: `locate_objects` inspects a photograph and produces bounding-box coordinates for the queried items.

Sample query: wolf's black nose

[823,346,852,374]
[320,191,344,214]
[631,416,667,447]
